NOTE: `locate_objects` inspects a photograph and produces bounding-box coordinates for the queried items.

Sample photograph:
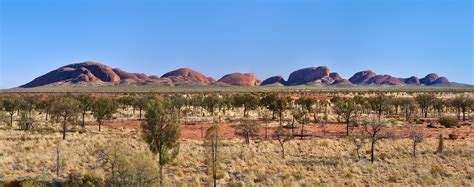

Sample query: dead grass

[0,125,472,186]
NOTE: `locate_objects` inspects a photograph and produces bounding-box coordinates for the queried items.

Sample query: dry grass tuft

[0,126,472,186]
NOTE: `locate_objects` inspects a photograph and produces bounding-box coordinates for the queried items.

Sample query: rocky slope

[161,68,214,86]
[263,67,351,86]
[348,70,377,85]
[216,73,258,86]
[261,76,287,86]
[20,61,458,88]
[348,71,451,86]
[21,62,122,88]
[20,62,216,88]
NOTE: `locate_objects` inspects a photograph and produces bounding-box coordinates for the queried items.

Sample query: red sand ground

[98,119,473,141]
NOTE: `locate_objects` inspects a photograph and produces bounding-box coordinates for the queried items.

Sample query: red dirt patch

[93,119,474,141]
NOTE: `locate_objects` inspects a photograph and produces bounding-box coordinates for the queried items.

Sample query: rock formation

[216,73,258,86]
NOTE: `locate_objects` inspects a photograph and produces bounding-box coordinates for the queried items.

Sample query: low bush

[461,122,471,126]
[82,171,104,186]
[448,133,458,140]
[426,123,436,128]
[3,177,53,187]
[439,116,459,128]
[415,119,423,124]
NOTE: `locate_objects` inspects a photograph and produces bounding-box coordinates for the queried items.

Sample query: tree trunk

[457,108,461,120]
[346,119,350,136]
[62,115,67,140]
[405,108,409,120]
[413,144,416,157]
[159,165,164,186]
[99,121,102,132]
[462,108,466,121]
[313,112,317,123]
[245,133,250,144]
[280,143,285,159]
[9,113,14,128]
[139,108,142,120]
[370,141,375,163]
[279,112,283,126]
[213,134,218,187]
[82,112,86,128]
[378,109,382,121]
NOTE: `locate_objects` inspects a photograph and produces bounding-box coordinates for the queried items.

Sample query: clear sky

[0,0,472,88]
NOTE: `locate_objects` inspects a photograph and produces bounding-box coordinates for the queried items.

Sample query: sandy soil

[97,119,473,141]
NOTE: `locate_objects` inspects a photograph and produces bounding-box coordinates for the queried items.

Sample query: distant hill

[20,61,466,88]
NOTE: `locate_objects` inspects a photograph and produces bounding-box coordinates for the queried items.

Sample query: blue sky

[0,0,472,88]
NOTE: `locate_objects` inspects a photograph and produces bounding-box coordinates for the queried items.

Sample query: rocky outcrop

[329,73,342,81]
[161,68,212,85]
[261,76,287,86]
[349,71,450,86]
[431,77,450,85]
[216,73,258,86]
[366,75,404,85]
[419,73,452,85]
[404,76,420,85]
[19,62,458,88]
[287,67,330,86]
[418,73,450,85]
[349,70,377,85]
[420,73,439,85]
[21,61,122,88]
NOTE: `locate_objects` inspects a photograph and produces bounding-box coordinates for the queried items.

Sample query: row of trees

[0,93,472,136]
[0,95,117,139]
[332,94,474,136]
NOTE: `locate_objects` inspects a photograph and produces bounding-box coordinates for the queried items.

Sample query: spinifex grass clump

[439,116,459,128]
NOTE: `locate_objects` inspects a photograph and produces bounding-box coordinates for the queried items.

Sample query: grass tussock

[0,127,472,186]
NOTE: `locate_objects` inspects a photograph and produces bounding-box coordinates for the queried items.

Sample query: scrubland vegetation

[0,89,472,186]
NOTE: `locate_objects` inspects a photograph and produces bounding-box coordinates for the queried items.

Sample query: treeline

[0,93,472,132]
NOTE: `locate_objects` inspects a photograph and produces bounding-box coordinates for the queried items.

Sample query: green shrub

[439,116,458,128]
[415,119,423,124]
[66,172,83,187]
[82,171,104,187]
[8,177,53,187]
